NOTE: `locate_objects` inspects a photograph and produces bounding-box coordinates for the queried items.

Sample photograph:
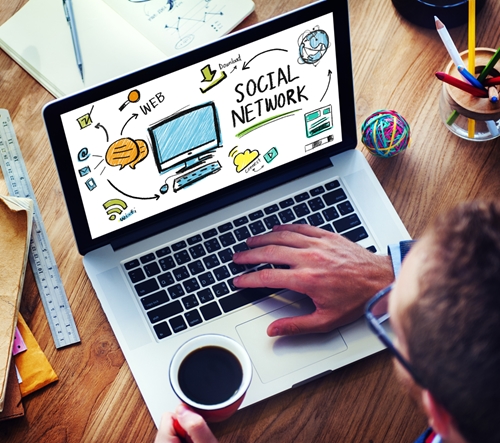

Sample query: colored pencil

[486,120,500,136]
[467,0,476,138]
[483,76,500,86]
[488,86,499,103]
[458,65,484,89]
[435,72,488,97]
[477,48,500,83]
[434,16,464,69]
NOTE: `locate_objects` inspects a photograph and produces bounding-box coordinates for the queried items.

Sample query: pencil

[477,48,500,83]
[435,72,488,97]
[467,0,476,138]
[483,76,500,87]
[488,86,499,103]
[457,65,484,89]
[434,16,464,69]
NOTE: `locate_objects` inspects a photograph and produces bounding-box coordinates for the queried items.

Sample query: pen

[435,72,488,97]
[173,418,193,443]
[483,76,500,87]
[434,16,464,70]
[63,0,84,81]
[477,47,500,83]
[457,65,484,89]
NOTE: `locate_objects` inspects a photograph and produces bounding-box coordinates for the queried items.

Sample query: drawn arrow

[107,179,160,200]
[95,123,109,142]
[242,49,288,70]
[320,69,332,102]
[201,65,216,82]
[121,113,139,135]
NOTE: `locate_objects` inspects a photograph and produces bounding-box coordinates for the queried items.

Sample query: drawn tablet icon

[264,147,278,163]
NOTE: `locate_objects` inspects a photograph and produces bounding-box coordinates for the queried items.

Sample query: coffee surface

[178,346,243,405]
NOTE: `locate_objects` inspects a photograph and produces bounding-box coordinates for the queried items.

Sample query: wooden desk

[1,0,499,441]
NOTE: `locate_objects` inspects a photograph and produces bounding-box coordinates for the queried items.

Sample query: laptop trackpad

[236,297,347,384]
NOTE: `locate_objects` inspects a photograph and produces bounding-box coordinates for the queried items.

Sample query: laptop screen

[44,0,356,254]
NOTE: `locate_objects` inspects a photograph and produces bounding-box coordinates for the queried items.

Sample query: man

[155,200,500,443]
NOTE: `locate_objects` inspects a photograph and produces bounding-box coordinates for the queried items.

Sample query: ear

[421,389,452,439]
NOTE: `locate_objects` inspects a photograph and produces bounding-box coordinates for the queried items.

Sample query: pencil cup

[439,48,500,141]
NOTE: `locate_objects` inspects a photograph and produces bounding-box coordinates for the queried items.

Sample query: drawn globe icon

[298,28,329,65]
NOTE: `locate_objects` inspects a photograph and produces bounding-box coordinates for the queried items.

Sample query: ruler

[0,109,80,349]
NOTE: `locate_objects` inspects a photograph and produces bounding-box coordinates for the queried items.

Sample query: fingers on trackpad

[235,297,347,383]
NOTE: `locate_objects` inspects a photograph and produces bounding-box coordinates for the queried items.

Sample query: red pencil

[483,76,500,87]
[435,71,488,97]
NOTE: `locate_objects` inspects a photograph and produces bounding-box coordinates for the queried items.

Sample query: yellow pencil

[468,0,476,138]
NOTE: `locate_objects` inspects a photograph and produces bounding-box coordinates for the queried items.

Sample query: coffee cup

[169,334,252,422]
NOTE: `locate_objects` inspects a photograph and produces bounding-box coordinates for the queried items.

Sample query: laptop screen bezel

[43,0,357,255]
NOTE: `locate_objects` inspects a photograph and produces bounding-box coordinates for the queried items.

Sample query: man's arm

[233,224,395,336]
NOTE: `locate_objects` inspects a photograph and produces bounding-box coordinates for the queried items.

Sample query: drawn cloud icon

[233,149,259,172]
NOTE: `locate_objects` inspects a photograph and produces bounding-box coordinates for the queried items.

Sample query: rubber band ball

[361,110,411,158]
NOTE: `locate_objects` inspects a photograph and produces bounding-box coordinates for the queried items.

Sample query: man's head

[389,200,500,443]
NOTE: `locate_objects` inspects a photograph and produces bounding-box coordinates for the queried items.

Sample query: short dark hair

[404,200,500,443]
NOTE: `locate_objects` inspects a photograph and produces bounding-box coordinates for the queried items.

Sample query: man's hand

[232,224,394,336]
[154,404,219,443]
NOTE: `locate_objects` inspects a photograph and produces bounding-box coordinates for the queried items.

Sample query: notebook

[43,0,410,426]
[0,0,254,97]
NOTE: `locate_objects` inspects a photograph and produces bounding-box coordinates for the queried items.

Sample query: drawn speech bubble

[106,137,148,170]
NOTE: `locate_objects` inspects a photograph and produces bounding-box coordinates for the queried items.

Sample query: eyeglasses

[365,283,424,386]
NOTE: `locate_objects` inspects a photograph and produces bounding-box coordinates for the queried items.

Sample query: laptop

[43,0,410,426]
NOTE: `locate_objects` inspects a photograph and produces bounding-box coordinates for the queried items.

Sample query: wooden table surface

[1,0,500,442]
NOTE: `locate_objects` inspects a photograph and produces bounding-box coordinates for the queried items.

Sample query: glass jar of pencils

[439,48,500,141]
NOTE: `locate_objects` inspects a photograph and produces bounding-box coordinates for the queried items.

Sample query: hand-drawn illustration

[200,65,227,93]
[77,147,91,161]
[148,102,223,191]
[304,105,333,138]
[103,198,128,220]
[61,13,340,239]
[241,49,288,70]
[229,147,259,173]
[107,179,160,201]
[173,161,221,192]
[264,147,278,164]
[106,138,149,170]
[148,102,222,173]
[297,27,330,66]
[85,178,97,191]
[119,89,141,111]
[77,105,94,129]
[235,109,301,138]
[78,166,91,177]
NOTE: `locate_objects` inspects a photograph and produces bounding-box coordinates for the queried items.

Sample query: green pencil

[477,47,500,83]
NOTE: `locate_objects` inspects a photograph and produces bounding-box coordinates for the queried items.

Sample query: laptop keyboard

[123,178,376,341]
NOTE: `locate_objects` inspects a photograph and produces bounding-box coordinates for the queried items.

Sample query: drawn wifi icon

[103,199,127,220]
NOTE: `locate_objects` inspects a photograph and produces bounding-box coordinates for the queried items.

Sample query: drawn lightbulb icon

[119,89,140,111]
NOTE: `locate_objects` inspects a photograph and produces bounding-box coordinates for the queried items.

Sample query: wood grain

[1,0,499,441]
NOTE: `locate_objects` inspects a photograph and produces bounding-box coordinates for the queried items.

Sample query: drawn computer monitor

[148,102,222,174]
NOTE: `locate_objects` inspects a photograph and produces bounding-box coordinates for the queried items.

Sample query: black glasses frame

[365,283,424,386]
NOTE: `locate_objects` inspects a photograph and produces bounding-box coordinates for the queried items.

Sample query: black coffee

[178,346,243,405]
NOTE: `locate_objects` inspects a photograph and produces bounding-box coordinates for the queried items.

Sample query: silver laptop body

[43,0,409,426]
